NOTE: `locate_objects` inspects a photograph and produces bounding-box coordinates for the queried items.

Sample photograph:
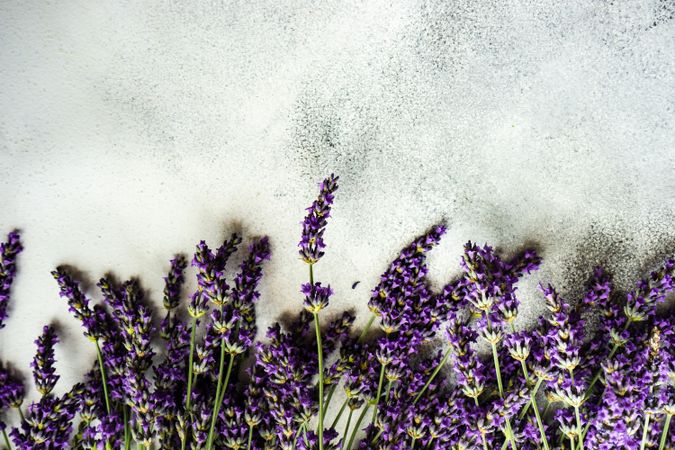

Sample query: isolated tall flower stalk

[298,174,338,450]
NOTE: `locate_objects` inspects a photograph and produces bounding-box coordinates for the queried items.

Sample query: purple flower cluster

[299,174,338,265]
[0,178,674,450]
[0,230,23,329]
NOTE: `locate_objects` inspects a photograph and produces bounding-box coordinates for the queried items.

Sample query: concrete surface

[1,1,674,409]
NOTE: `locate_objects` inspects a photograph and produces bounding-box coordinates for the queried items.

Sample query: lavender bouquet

[0,176,673,450]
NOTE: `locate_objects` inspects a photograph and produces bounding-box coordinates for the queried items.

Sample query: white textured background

[1,1,674,410]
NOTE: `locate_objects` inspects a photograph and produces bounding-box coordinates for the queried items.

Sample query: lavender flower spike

[299,174,339,264]
[302,282,333,314]
[163,255,188,311]
[31,325,59,396]
[0,230,23,329]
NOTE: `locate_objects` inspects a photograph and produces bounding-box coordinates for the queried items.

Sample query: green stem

[246,424,254,450]
[410,437,416,449]
[322,385,336,422]
[186,316,198,411]
[340,409,353,450]
[481,433,489,450]
[346,405,370,450]
[94,340,112,414]
[371,363,386,422]
[519,377,543,419]
[206,333,234,450]
[659,414,672,450]
[569,436,575,450]
[531,392,549,450]
[639,414,651,450]
[218,354,236,406]
[574,406,584,450]
[16,407,24,423]
[490,341,517,450]
[2,428,12,450]
[331,398,349,430]
[413,348,451,404]
[505,421,517,450]
[292,425,303,450]
[384,380,393,402]
[358,315,376,342]
[309,263,324,450]
[520,365,549,450]
[123,406,131,450]
[313,311,324,450]
[490,342,504,396]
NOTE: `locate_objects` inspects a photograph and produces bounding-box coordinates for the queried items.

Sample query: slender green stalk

[639,414,651,450]
[519,377,543,419]
[384,380,393,402]
[302,424,309,447]
[346,405,370,450]
[123,406,131,450]
[246,424,254,450]
[94,340,113,450]
[94,340,112,414]
[185,316,198,411]
[491,342,505,396]
[292,425,303,450]
[218,354,236,406]
[358,315,376,341]
[410,437,416,449]
[330,398,349,430]
[371,363,386,422]
[574,406,584,450]
[206,343,235,450]
[2,428,12,450]
[570,436,575,450]
[413,348,451,404]
[490,341,517,450]
[481,433,489,450]
[520,364,549,450]
[16,407,24,423]
[659,414,672,450]
[313,311,325,450]
[322,385,336,422]
[309,263,325,450]
[181,316,199,450]
[340,410,353,450]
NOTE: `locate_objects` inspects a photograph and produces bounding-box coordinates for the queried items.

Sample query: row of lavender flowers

[0,175,673,450]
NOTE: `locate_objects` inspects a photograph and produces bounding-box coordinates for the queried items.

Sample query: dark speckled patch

[289,85,379,197]
[559,218,675,306]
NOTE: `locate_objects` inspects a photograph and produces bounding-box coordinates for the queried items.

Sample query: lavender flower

[0,230,22,329]
[0,366,25,409]
[302,282,333,314]
[52,268,101,340]
[10,391,79,449]
[163,255,187,311]
[298,174,339,264]
[31,325,59,396]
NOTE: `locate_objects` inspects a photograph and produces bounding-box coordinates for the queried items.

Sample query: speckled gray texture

[1,1,674,406]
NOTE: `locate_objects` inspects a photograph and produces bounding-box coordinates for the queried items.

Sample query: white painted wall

[1,1,673,410]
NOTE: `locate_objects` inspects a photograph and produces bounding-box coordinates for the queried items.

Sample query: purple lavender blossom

[163,254,187,311]
[31,325,59,396]
[52,268,101,340]
[299,174,339,264]
[0,230,22,329]
[10,390,79,449]
[0,366,25,409]
[302,282,333,314]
